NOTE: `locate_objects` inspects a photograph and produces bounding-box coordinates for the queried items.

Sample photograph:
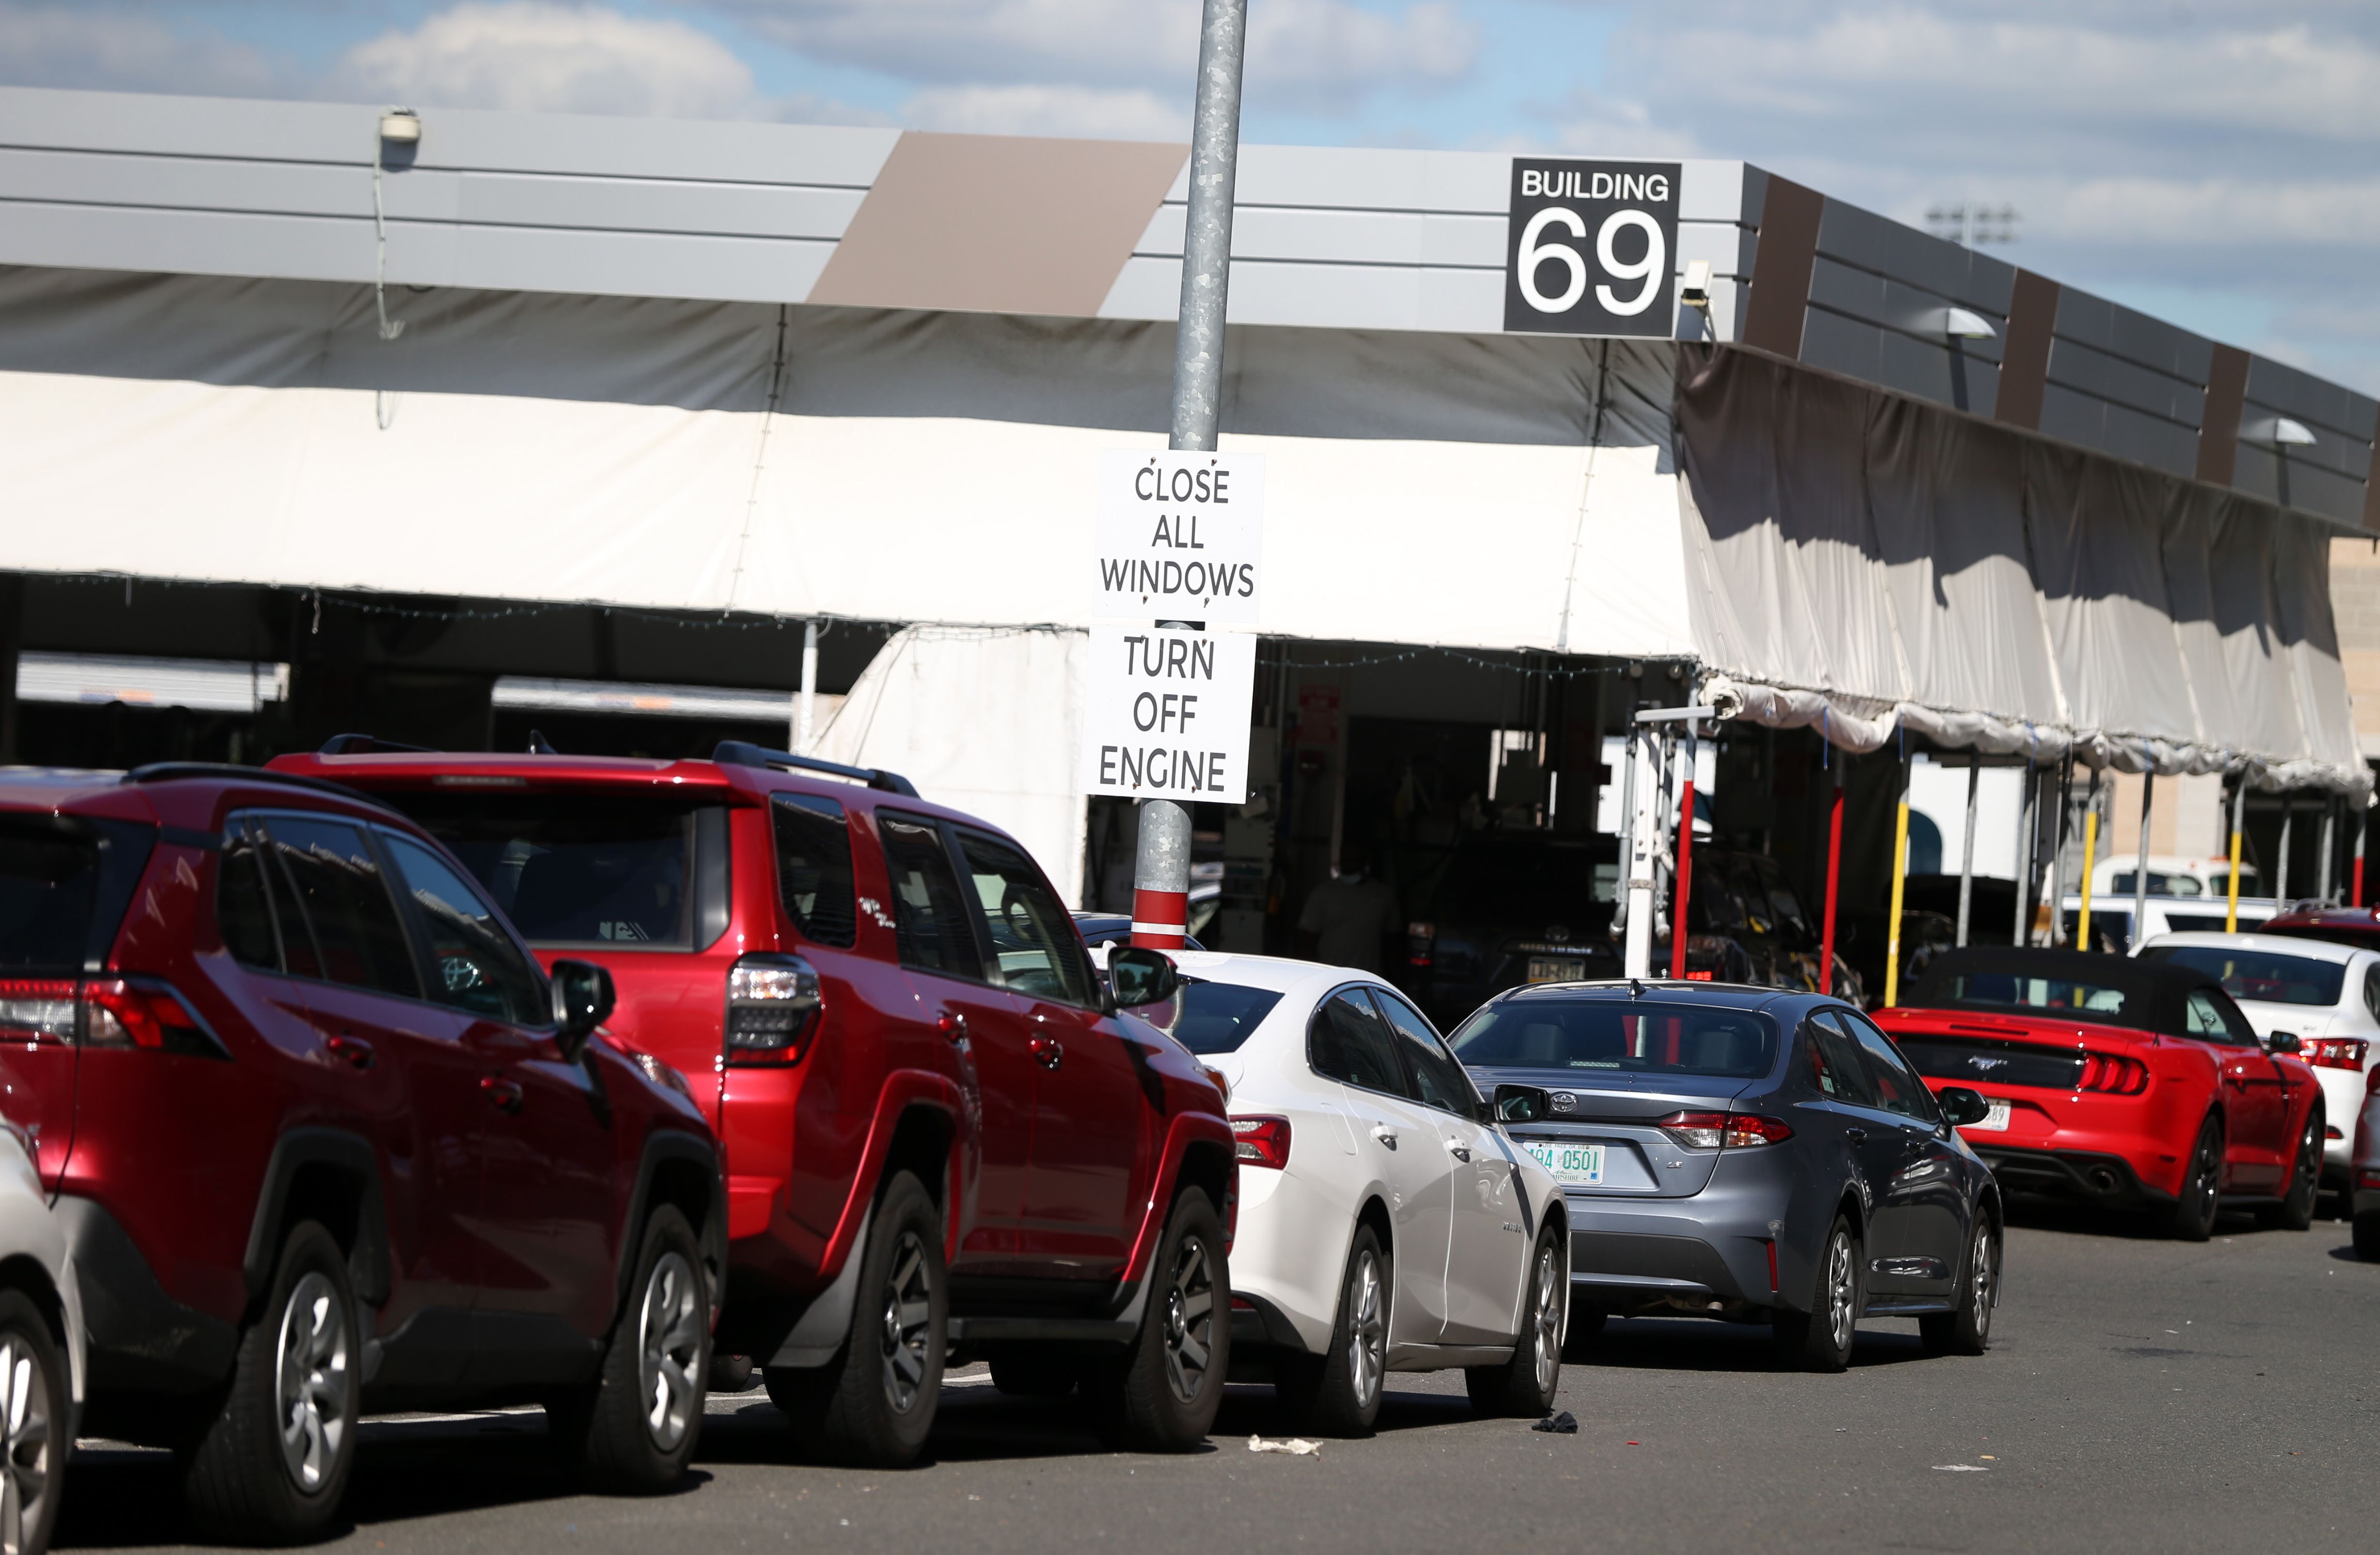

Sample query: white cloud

[333,2,768,118]
[900,83,1185,139]
[0,2,279,96]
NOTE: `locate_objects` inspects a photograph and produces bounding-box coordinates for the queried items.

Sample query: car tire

[2166,1114,2223,1242]
[1920,1211,1999,1357]
[1086,1187,1229,1452]
[1561,1298,1606,1362]
[1274,1225,1389,1438]
[0,1289,67,1555]
[1463,1226,1564,1418]
[548,1205,710,1493]
[1772,1214,1860,1374]
[2269,1107,2323,1233]
[2355,1211,2380,1262]
[990,1352,1081,1399]
[181,1220,360,1543]
[766,1170,945,1468]
[709,1353,758,1394]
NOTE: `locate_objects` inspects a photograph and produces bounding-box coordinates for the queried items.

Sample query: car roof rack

[121,762,379,804]
[318,733,438,755]
[711,741,919,798]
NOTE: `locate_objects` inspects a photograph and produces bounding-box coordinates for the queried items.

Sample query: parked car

[274,738,1239,1463]
[1875,947,2324,1239]
[2352,1067,2380,1259]
[0,1124,86,1555]
[2256,902,2380,954]
[1401,833,1618,1029]
[1128,951,1568,1435]
[2055,894,2274,953]
[1453,980,2003,1371]
[2137,931,2379,1189]
[0,763,723,1542]
[1687,848,1863,1000]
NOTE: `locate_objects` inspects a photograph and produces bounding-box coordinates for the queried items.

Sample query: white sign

[1094,450,1264,627]
[1082,625,1257,804]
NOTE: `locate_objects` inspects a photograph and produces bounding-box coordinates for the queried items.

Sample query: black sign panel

[1503,158,1682,337]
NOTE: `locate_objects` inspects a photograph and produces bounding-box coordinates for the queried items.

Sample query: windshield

[1135,979,1285,1055]
[1932,972,2137,1025]
[390,791,700,947]
[1432,845,1607,924]
[1448,1000,1777,1079]
[2139,945,2346,1007]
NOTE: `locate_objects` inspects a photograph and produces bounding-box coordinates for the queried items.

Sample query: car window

[952,828,1094,1007]
[2139,945,2346,1007]
[1308,988,1410,1098]
[393,790,699,947]
[875,813,984,982]
[1448,999,1776,1079]
[1369,989,1478,1117]
[772,794,857,948]
[1841,1011,1938,1122]
[0,823,102,975]
[1806,1013,1880,1109]
[2365,963,2380,1024]
[1132,979,1285,1055]
[216,824,285,972]
[382,833,547,1025]
[2183,988,2256,1047]
[255,815,421,999]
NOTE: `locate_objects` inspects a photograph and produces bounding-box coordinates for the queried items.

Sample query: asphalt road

[58,1198,2380,1555]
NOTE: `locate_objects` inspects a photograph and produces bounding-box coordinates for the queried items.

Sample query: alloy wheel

[2190,1126,2222,1220]
[0,1335,52,1555]
[1346,1250,1384,1410]
[878,1231,935,1415]
[1161,1232,1217,1405]
[274,1272,350,1494]
[638,1249,705,1452]
[1968,1223,1997,1343]
[1528,1247,1560,1398]
[1824,1232,1856,1355]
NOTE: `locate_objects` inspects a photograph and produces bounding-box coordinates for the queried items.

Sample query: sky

[5,1,2377,397]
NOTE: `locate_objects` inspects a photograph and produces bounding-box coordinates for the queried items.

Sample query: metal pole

[1612,719,1638,933]
[2077,767,2102,952]
[2131,769,2153,953]
[1884,750,1912,1007]
[2046,756,2073,946]
[2276,796,2294,910]
[1955,758,1979,947]
[2319,798,2337,904]
[2013,758,2038,946]
[1669,721,1697,979]
[1622,725,1656,979]
[2356,801,2368,909]
[1820,759,1845,993]
[795,619,819,753]
[1135,0,1246,952]
[2225,776,2246,932]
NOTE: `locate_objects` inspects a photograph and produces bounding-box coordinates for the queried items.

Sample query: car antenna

[527,729,559,755]
[1628,977,1644,999]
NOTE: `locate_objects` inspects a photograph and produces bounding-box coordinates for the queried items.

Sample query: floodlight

[1941,307,1997,339]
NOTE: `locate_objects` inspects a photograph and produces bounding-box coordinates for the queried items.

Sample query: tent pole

[2226,778,2245,932]
[1820,752,1844,995]
[2014,758,2038,946]
[1885,750,1912,1008]
[2276,796,2294,909]
[2077,767,2102,952]
[795,619,820,753]
[1955,758,1979,948]
[2356,802,2368,909]
[1670,720,1697,979]
[2319,799,2336,904]
[2047,756,2073,946]
[1620,723,1653,979]
[2131,769,2153,953]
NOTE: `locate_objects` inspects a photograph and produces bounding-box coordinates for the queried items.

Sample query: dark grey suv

[1454,981,2003,1371]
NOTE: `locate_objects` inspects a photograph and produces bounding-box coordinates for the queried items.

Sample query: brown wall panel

[1740,176,1823,359]
[2197,344,2250,487]
[1993,269,2060,431]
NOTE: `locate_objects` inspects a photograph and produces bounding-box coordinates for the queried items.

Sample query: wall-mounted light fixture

[2245,416,2317,448]
[1941,307,1997,339]
[1681,259,1715,339]
[378,109,421,145]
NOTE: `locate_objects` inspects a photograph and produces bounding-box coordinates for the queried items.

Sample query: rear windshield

[1447,1000,1777,1079]
[1133,979,1285,1055]
[2139,945,2346,1007]
[1930,972,2138,1025]
[0,826,101,974]
[390,791,698,947]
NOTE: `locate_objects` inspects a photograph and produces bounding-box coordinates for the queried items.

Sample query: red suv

[271,738,1239,1465]
[0,765,725,1541]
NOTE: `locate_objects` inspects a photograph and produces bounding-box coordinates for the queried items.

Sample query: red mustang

[1873,948,2323,1240]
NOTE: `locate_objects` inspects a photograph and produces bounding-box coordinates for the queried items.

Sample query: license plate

[1523,1141,1606,1186]
[1963,1098,2012,1133]
[1528,956,1587,984]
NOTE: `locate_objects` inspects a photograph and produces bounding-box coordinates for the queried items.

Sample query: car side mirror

[2264,1031,2303,1056]
[550,959,616,1063]
[1494,1083,1552,1125]
[1106,946,1180,1010]
[1936,1086,1991,1127]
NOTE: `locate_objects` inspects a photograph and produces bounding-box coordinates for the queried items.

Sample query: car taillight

[1655,1110,1792,1149]
[1407,921,1435,969]
[2360,1167,2380,1189]
[1231,1114,1291,1169]
[2308,1038,2368,1071]
[725,954,822,1065]
[0,977,222,1055]
[2077,1052,2151,1095]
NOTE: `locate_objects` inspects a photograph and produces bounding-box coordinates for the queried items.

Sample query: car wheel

[1464,1227,1564,1418]
[1560,1297,1606,1362]
[1086,1188,1229,1451]
[990,1352,1082,1399]
[1275,1225,1389,1437]
[1920,1211,1999,1357]
[1772,1214,1860,1373]
[2355,1210,2380,1262]
[2269,1107,2323,1232]
[181,1220,360,1543]
[548,1205,710,1492]
[767,1170,946,1468]
[2165,1114,2222,1241]
[0,1289,66,1555]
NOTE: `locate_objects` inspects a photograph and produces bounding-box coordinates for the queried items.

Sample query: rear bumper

[1967,1145,2170,1208]
[54,1195,236,1397]
[1561,1155,1801,1314]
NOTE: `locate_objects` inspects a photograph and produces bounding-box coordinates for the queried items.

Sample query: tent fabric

[0,264,1691,660]
[1678,347,2367,797]
[811,625,1090,904]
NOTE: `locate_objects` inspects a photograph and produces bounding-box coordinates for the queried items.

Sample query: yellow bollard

[2077,806,2100,952]
[2226,811,2244,933]
[1884,791,1911,1007]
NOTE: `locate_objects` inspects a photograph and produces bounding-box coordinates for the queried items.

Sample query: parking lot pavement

[56,1203,2380,1555]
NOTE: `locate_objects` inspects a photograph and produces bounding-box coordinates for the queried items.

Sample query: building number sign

[1503,158,1682,338]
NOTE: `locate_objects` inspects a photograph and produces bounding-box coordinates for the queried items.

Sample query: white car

[2136,931,2379,1181]
[1128,952,1570,1436]
[0,1124,84,1555]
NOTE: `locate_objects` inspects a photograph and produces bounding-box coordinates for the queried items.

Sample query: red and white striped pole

[1130,799,1192,950]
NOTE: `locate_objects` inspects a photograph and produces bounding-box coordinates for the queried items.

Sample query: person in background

[1297,842,1401,973]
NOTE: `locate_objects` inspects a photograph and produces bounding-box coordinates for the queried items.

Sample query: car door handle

[324,1034,374,1071]
[1029,1034,1063,1070]
[479,1076,524,1114]
[1371,1125,1399,1149]
[1444,1137,1471,1162]
[1844,1126,1868,1144]
[935,1011,968,1045]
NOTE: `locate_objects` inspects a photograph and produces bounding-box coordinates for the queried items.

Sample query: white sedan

[1128,951,1570,1436]
[2137,931,2380,1183]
